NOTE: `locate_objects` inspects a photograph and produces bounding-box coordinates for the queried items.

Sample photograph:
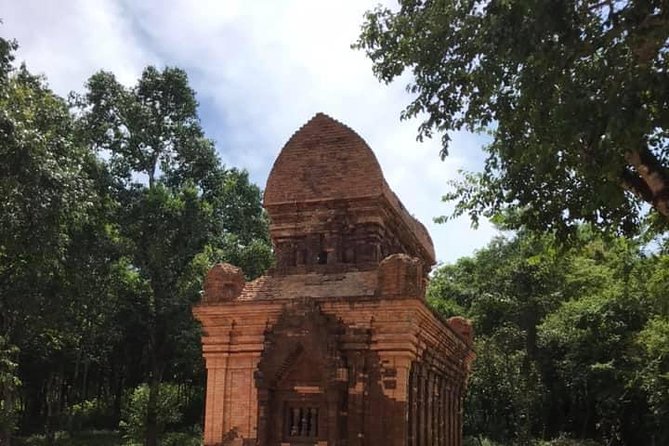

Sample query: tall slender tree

[0,37,101,444]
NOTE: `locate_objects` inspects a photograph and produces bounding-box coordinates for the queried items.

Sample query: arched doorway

[255,302,347,445]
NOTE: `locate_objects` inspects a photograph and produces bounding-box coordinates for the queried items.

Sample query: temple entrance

[256,302,346,446]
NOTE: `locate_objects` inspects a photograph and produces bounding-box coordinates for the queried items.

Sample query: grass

[14,430,202,446]
[463,436,603,446]
[15,431,121,446]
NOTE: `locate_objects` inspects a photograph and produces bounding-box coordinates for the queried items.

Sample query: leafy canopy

[0,36,274,443]
[355,0,669,236]
[74,66,273,446]
[427,229,668,444]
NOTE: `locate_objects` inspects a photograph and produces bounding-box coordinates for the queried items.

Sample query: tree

[636,316,669,445]
[0,37,101,444]
[0,36,273,442]
[355,0,669,236]
[539,285,648,443]
[0,336,20,446]
[75,66,272,446]
[427,229,664,444]
[428,232,565,443]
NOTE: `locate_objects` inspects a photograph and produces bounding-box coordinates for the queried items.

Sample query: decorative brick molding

[203,263,246,303]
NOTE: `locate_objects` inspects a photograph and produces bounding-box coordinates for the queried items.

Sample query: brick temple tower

[194,113,475,446]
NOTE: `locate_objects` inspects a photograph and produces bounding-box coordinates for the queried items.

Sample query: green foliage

[636,316,669,442]
[466,334,545,445]
[428,230,665,445]
[0,36,113,440]
[463,436,604,446]
[463,437,506,446]
[71,65,273,446]
[63,398,115,433]
[16,429,201,446]
[0,37,96,340]
[74,66,217,189]
[0,337,20,438]
[356,0,669,236]
[645,254,669,315]
[16,431,120,446]
[536,436,602,446]
[161,431,202,446]
[539,290,647,443]
[120,384,185,445]
[0,37,273,444]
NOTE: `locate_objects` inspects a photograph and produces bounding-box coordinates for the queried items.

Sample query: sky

[0,0,500,264]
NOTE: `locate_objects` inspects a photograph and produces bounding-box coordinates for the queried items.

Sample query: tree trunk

[0,388,12,446]
[82,361,89,402]
[45,374,56,446]
[145,377,160,446]
[145,356,163,446]
[112,367,124,427]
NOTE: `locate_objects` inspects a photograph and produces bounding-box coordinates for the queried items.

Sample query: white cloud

[0,0,499,263]
[1,0,155,92]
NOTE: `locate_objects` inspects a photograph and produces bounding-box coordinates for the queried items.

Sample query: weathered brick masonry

[194,113,475,446]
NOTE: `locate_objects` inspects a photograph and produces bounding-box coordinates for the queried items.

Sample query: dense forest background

[428,230,669,446]
[2,3,669,442]
[0,37,273,446]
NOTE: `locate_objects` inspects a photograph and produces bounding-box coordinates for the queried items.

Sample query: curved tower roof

[264,113,435,266]
[264,113,386,205]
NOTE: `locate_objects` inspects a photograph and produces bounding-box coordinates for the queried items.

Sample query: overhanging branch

[624,148,669,220]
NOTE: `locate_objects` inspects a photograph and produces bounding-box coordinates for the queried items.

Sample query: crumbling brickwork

[194,113,475,446]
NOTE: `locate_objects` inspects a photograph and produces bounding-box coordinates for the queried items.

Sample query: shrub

[119,383,183,445]
[464,436,506,446]
[537,435,602,446]
[63,398,115,432]
[162,431,202,446]
[15,430,120,445]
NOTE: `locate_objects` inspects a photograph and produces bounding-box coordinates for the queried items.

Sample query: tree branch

[631,12,669,65]
[621,167,654,203]
[625,148,669,220]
